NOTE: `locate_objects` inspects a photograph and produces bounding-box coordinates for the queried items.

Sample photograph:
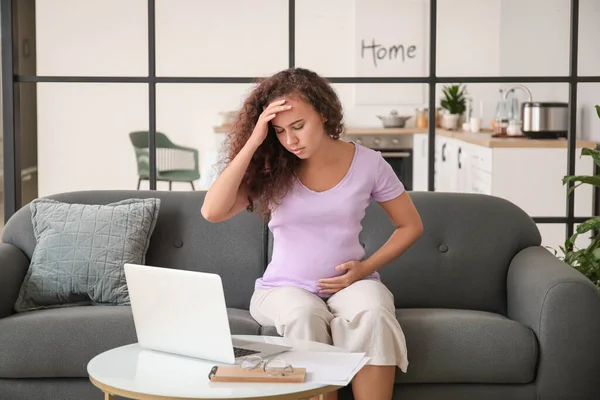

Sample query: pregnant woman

[201,67,423,400]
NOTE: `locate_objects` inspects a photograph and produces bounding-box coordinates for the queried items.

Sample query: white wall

[35,0,600,196]
[578,0,600,142]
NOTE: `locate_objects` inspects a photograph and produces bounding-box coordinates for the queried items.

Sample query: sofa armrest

[0,243,29,319]
[507,246,600,399]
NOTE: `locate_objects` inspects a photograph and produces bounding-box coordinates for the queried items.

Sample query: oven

[343,134,413,191]
[379,149,413,190]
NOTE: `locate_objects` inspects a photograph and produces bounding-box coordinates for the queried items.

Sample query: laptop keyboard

[233,346,260,358]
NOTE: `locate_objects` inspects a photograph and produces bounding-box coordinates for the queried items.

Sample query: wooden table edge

[89,375,342,400]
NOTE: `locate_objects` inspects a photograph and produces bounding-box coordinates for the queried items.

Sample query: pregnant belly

[266,244,365,283]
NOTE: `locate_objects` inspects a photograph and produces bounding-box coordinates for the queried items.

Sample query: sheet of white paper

[275,351,369,386]
[311,356,370,386]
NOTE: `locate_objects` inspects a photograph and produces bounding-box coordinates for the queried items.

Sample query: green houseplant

[554,105,600,289]
[440,84,467,130]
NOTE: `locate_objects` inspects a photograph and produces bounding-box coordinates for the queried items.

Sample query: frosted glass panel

[36,0,148,76]
[437,0,501,77]
[537,224,567,254]
[498,0,570,76]
[578,0,600,76]
[156,0,288,77]
[36,84,148,196]
[437,0,571,77]
[156,83,255,191]
[577,84,600,144]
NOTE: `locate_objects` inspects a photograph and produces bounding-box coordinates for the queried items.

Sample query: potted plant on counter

[440,84,467,130]
[552,105,600,289]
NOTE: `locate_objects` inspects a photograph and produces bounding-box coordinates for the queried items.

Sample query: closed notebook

[208,365,306,383]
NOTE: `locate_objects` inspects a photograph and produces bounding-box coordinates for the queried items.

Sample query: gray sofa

[1,190,599,400]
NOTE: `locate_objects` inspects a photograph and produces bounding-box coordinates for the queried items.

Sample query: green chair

[129,131,200,190]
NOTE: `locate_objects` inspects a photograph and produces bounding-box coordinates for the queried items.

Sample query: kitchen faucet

[503,84,532,102]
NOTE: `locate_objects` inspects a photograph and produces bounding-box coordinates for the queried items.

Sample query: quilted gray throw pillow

[14,198,161,312]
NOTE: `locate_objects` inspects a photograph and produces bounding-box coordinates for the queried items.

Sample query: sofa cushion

[397,309,537,384]
[14,198,161,312]
[261,308,537,384]
[227,308,263,335]
[0,306,261,378]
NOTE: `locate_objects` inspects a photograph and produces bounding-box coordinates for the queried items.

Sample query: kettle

[377,110,411,128]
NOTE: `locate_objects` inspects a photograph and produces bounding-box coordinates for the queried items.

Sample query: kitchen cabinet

[413,134,466,193]
[455,140,474,194]
[412,133,595,218]
[412,133,428,191]
[436,136,457,192]
[413,132,596,251]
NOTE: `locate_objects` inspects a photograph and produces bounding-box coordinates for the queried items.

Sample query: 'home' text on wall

[360,39,417,67]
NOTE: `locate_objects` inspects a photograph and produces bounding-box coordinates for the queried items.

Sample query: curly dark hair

[221,67,345,217]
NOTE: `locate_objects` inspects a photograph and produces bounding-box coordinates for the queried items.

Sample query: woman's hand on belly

[316,261,368,295]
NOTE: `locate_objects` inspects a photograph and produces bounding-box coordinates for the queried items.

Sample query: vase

[443,113,460,130]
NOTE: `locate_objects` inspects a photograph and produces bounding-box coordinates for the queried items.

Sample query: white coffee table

[87,334,344,400]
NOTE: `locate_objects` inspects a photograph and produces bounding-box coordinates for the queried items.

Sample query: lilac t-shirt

[255,143,405,296]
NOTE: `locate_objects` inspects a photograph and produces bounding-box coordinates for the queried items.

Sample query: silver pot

[521,102,568,139]
[377,110,412,128]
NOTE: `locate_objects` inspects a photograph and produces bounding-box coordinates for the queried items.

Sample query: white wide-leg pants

[249,279,408,372]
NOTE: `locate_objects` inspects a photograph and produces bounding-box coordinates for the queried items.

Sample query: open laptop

[123,263,291,364]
